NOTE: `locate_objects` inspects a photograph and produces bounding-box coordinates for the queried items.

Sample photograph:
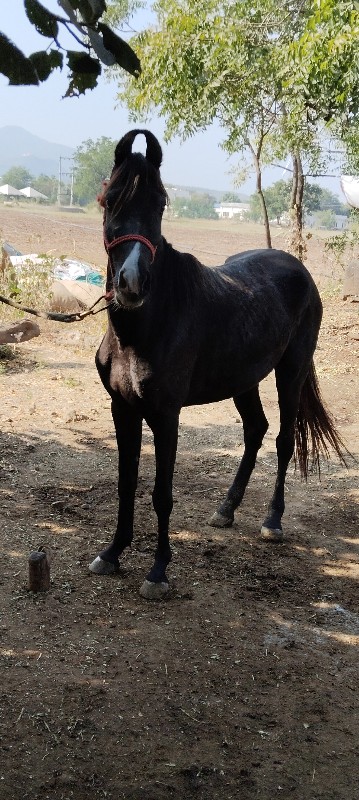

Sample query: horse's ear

[114,130,141,166]
[114,129,162,170]
[144,131,163,170]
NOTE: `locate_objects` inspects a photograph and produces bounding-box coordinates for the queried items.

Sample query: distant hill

[0,126,74,178]
[0,126,250,200]
[165,183,250,203]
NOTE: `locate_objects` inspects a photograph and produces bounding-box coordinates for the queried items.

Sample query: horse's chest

[110,349,152,402]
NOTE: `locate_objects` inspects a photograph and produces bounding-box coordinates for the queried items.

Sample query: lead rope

[0,291,112,323]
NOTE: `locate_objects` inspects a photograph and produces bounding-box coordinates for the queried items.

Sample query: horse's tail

[295,361,350,479]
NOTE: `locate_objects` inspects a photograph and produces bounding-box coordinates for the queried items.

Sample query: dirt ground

[0,206,358,800]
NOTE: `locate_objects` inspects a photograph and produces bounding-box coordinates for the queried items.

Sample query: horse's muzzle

[115,289,145,310]
[112,244,150,309]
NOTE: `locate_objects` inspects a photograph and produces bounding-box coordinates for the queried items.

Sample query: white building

[214,202,250,220]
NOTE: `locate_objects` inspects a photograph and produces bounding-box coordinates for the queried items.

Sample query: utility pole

[57,156,63,205]
[70,167,74,206]
[57,156,74,206]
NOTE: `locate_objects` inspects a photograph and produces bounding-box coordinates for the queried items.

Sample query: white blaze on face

[120,242,141,295]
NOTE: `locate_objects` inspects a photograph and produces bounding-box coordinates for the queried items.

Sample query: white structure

[19,186,48,200]
[165,186,191,201]
[214,202,250,220]
[333,214,349,230]
[0,183,22,197]
[340,176,359,208]
[306,213,349,230]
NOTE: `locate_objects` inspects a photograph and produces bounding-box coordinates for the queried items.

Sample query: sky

[0,3,344,196]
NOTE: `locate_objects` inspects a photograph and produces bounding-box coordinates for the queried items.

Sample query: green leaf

[0,33,39,85]
[24,0,59,38]
[65,51,102,96]
[64,70,100,96]
[29,49,63,82]
[77,0,107,23]
[97,23,141,76]
[67,50,102,74]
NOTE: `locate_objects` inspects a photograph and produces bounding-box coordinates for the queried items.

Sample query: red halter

[102,207,157,302]
[104,233,157,264]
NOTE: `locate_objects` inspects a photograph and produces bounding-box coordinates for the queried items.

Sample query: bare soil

[0,206,358,800]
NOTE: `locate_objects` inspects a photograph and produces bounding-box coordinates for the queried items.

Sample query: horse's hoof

[139,579,170,600]
[260,526,284,543]
[88,556,118,575]
[209,511,233,528]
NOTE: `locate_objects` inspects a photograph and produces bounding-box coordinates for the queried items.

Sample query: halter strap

[104,233,157,264]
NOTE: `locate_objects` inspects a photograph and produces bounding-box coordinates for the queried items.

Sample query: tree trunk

[289,152,306,260]
[254,154,272,249]
[247,139,272,249]
[28,546,52,592]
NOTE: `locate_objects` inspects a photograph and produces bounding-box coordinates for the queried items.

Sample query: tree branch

[271,163,340,178]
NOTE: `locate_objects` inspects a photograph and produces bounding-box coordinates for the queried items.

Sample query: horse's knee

[244,416,269,449]
[152,487,173,519]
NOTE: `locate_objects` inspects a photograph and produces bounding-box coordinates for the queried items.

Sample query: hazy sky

[0,3,343,196]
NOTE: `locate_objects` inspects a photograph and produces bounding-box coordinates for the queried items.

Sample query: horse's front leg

[140,410,179,600]
[89,396,142,575]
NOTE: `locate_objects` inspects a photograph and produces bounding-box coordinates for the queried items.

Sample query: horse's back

[220,247,321,311]
[223,247,313,281]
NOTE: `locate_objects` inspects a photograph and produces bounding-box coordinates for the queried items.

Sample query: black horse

[89,129,346,598]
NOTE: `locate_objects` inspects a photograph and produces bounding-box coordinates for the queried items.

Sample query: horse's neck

[109,305,147,350]
[108,238,205,349]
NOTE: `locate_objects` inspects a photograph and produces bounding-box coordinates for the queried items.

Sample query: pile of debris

[343,260,359,302]
[1,242,105,344]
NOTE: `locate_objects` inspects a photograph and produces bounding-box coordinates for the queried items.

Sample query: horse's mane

[97,153,168,217]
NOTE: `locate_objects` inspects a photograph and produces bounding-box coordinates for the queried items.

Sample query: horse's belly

[184,376,258,405]
[184,341,286,405]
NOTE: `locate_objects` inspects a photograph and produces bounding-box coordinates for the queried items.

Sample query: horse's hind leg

[260,364,305,542]
[210,386,268,527]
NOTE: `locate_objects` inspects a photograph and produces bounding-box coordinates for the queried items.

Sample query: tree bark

[252,149,272,249]
[289,152,306,260]
[246,135,272,249]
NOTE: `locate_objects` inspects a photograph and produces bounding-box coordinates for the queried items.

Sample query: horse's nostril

[119,270,127,290]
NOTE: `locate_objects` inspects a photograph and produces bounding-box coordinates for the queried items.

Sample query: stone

[0,318,40,345]
[343,260,359,300]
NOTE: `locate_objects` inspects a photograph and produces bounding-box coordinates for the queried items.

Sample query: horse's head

[100,129,167,310]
